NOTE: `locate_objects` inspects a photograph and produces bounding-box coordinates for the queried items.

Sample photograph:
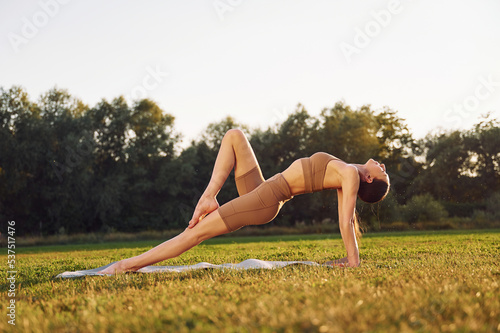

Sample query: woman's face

[366,159,388,182]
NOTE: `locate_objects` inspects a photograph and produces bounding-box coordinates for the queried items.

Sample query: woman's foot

[98,259,136,275]
[188,196,219,228]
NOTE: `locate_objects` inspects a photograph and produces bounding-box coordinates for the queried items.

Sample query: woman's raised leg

[99,210,230,274]
[188,129,263,228]
[98,129,262,274]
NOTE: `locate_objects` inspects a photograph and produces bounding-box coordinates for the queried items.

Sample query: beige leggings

[218,152,336,232]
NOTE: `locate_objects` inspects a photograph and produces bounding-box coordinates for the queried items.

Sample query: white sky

[1,0,499,147]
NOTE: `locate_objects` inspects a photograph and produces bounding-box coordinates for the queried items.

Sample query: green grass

[1,230,499,332]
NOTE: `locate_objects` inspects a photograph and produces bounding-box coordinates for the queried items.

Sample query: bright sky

[1,0,499,146]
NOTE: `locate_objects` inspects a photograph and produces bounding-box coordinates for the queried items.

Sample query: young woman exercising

[99,129,390,274]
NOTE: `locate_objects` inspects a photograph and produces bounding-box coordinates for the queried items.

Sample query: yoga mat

[55,259,332,278]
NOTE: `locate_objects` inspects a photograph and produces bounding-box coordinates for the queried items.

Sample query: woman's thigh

[229,129,262,178]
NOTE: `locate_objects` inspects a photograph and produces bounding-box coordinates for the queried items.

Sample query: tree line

[1,86,499,236]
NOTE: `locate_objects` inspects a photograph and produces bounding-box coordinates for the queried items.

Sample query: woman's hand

[188,195,219,228]
[347,254,360,267]
[326,256,360,267]
[325,257,348,267]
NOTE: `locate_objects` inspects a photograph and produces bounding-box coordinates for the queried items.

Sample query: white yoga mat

[56,259,331,278]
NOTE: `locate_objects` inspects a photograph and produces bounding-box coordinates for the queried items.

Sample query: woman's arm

[333,189,347,266]
[337,188,344,223]
[337,166,360,267]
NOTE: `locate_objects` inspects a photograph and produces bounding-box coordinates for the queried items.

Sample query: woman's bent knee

[224,128,246,144]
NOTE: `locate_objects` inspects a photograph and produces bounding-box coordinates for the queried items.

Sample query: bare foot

[98,259,134,275]
[188,196,219,228]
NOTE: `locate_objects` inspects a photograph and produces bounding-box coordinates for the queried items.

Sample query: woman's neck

[352,163,368,182]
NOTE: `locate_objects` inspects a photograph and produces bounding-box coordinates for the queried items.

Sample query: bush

[399,194,448,223]
[442,201,484,218]
[357,192,401,231]
[485,191,500,221]
[471,192,500,223]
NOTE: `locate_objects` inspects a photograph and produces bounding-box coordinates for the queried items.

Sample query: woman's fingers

[189,203,205,226]
[189,211,201,226]
[189,208,206,228]
[188,219,201,228]
[325,259,349,267]
[188,197,219,228]
[188,218,198,229]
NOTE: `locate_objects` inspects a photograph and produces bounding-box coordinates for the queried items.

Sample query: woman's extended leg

[98,129,262,274]
[99,210,230,274]
[189,129,263,227]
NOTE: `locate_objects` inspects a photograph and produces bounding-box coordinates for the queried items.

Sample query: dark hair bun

[358,179,389,203]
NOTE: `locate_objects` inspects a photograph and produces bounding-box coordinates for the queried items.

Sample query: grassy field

[1,229,499,332]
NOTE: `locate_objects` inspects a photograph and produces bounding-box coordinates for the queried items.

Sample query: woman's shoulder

[338,164,359,190]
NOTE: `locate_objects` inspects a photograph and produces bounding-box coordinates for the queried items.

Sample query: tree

[6,85,494,234]
[274,104,315,166]
[120,99,180,231]
[199,116,250,151]
[413,131,472,202]
[463,114,500,195]
[413,115,500,205]
[313,101,379,162]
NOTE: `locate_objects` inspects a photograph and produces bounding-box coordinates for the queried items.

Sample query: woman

[99,129,389,274]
